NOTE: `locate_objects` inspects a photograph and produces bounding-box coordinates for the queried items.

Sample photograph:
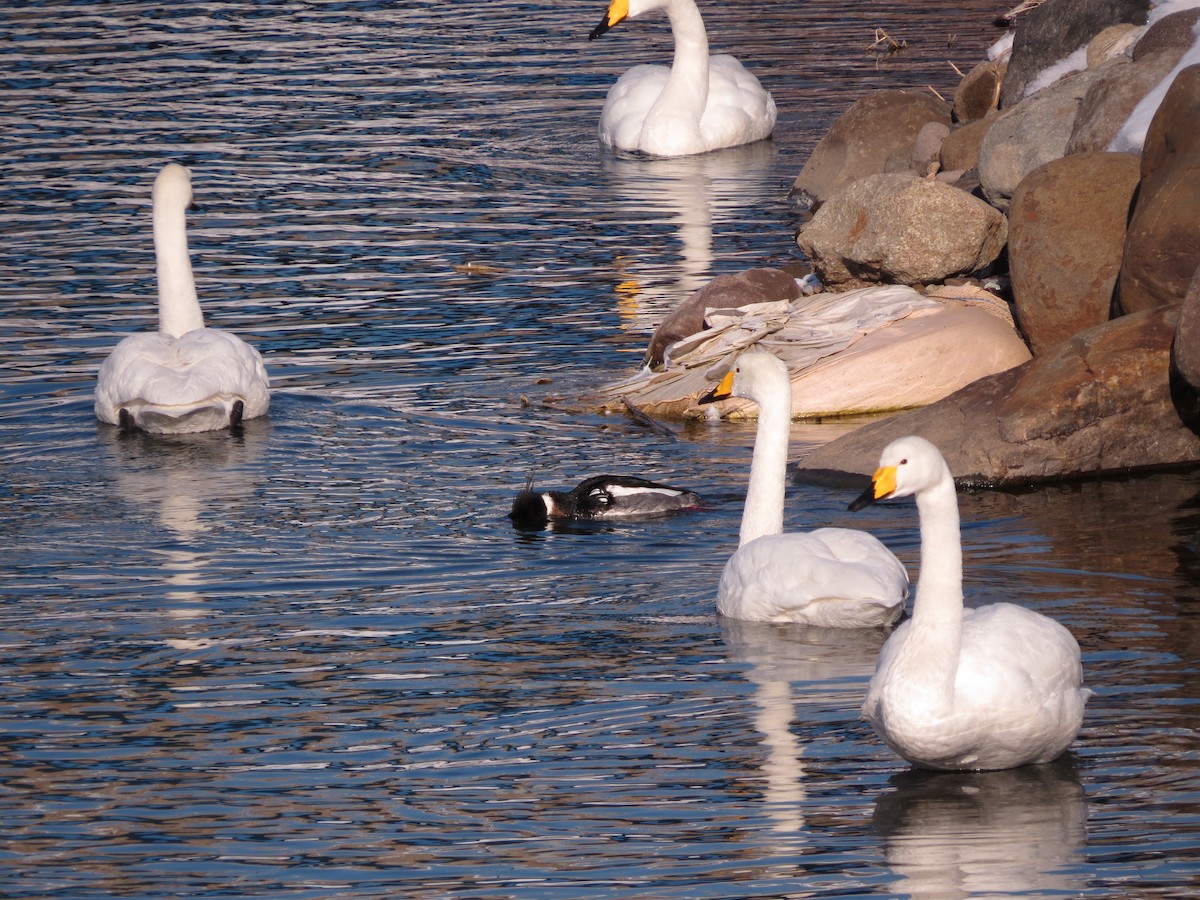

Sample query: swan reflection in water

[721,618,887,836]
[99,420,269,612]
[599,139,779,332]
[873,759,1088,898]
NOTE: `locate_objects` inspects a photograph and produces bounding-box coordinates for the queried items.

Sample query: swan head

[153,163,194,211]
[699,347,789,406]
[589,0,666,39]
[849,435,950,510]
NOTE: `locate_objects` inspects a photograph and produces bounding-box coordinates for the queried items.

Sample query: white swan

[588,0,777,157]
[701,348,908,626]
[850,435,1091,770]
[95,164,270,434]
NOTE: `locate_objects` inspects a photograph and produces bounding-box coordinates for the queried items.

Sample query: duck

[700,347,908,626]
[588,0,777,157]
[849,435,1091,770]
[510,474,702,527]
[95,163,270,434]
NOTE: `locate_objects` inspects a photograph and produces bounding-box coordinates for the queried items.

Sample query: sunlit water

[1,1,1198,897]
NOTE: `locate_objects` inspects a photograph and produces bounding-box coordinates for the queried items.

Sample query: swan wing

[598,64,670,151]
[699,55,777,148]
[718,529,908,627]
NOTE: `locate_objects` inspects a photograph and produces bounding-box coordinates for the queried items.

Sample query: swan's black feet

[118,408,136,432]
[229,399,244,429]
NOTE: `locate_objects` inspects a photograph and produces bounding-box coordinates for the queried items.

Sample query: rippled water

[2,1,1198,896]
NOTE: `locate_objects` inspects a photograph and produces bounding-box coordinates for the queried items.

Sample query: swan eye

[899,458,908,465]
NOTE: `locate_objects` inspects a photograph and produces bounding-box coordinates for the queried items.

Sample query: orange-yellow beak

[589,0,630,40]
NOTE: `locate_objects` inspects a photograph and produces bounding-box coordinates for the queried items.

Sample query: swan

[849,435,1091,770]
[588,0,777,157]
[510,474,702,527]
[95,164,270,434]
[700,348,908,626]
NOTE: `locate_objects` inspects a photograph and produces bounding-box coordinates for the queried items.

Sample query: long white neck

[154,191,204,339]
[739,369,790,546]
[905,471,964,703]
[641,0,710,152]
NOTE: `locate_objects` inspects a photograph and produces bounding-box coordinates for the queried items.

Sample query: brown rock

[1117,65,1200,313]
[794,307,1200,486]
[941,113,997,172]
[1008,152,1140,354]
[1132,6,1200,60]
[1169,269,1200,433]
[790,90,952,209]
[1067,49,1187,154]
[643,268,800,368]
[797,174,1007,288]
[954,58,1006,123]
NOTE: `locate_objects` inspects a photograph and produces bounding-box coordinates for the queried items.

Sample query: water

[1,1,1198,896]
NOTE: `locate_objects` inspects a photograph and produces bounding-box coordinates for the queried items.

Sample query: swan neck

[908,477,965,690]
[662,0,710,112]
[154,194,204,339]
[739,372,791,545]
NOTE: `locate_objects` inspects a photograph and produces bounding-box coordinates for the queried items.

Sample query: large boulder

[1000,0,1149,107]
[1066,51,1183,153]
[794,306,1200,486]
[1008,152,1140,354]
[1169,269,1200,433]
[979,67,1104,210]
[789,90,951,209]
[643,268,800,368]
[797,174,1008,288]
[1117,65,1200,314]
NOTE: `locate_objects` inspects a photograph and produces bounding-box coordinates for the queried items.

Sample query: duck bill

[698,370,735,405]
[848,465,897,511]
[589,0,629,40]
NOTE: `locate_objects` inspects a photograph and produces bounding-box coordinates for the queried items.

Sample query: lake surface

[2,1,1198,896]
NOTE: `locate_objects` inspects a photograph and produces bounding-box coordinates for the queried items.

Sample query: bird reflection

[98,419,268,610]
[600,140,779,332]
[721,619,887,836]
[873,758,1088,898]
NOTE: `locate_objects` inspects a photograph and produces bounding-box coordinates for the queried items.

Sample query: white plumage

[95,164,269,434]
[589,0,776,157]
[702,348,908,626]
[850,436,1091,770]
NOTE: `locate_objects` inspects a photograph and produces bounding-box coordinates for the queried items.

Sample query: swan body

[589,0,777,156]
[510,474,702,527]
[701,348,908,625]
[850,436,1090,770]
[95,164,269,434]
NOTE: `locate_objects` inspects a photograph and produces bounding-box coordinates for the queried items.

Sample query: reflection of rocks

[789,90,951,209]
[797,307,1200,485]
[873,759,1087,899]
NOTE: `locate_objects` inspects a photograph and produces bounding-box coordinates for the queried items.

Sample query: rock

[797,174,1008,288]
[1000,0,1149,107]
[795,306,1200,486]
[1117,65,1200,314]
[789,90,951,209]
[979,67,1103,210]
[643,268,800,368]
[912,121,950,176]
[1065,50,1182,153]
[1086,22,1141,67]
[1008,152,1140,354]
[1131,6,1200,61]
[954,58,1007,122]
[940,113,997,172]
[1169,269,1200,433]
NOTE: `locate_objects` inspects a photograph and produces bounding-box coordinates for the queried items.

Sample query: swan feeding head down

[588,0,777,156]
[94,164,270,434]
[699,347,908,626]
[850,436,1091,770]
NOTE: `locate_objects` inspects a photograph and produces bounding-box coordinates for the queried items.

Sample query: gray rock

[979,68,1101,210]
[795,306,1200,486]
[1008,152,1140,354]
[797,174,1007,288]
[1000,0,1149,107]
[1066,51,1181,153]
[790,90,951,209]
